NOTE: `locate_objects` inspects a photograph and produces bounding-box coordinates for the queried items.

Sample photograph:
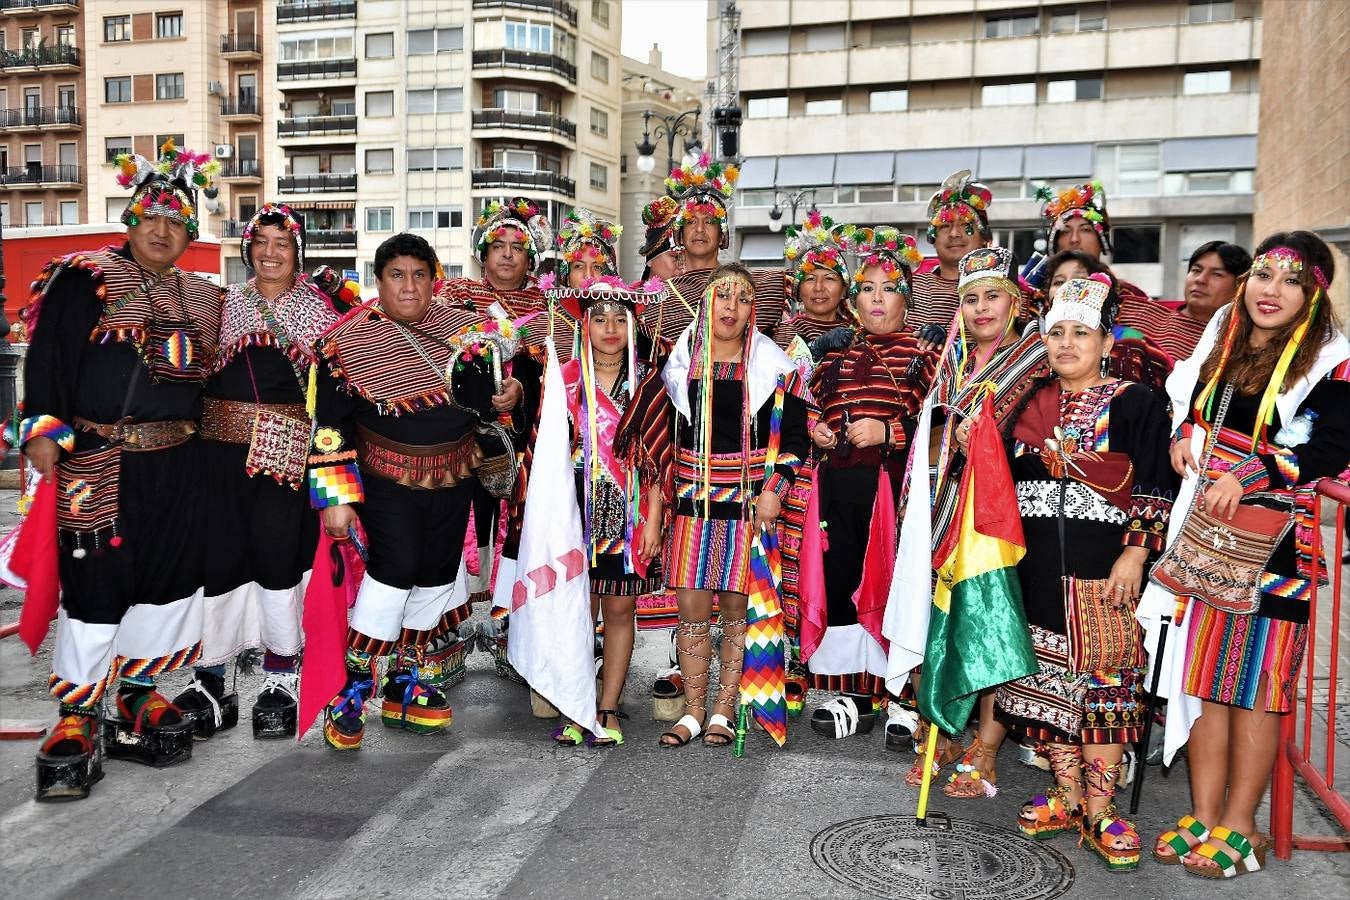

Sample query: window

[747,95,788,118]
[408,207,463,230]
[366,207,393,232]
[1183,69,1231,95]
[332,97,356,116]
[869,22,910,46]
[495,149,538,171]
[1046,77,1103,102]
[60,201,78,225]
[869,89,908,112]
[804,24,846,52]
[495,89,540,112]
[407,88,464,114]
[985,14,1039,39]
[56,25,75,47]
[981,82,1035,106]
[1178,224,1237,262]
[24,201,44,228]
[590,107,608,137]
[365,149,394,174]
[366,32,394,58]
[407,148,464,172]
[592,0,610,27]
[589,162,608,191]
[1098,142,1161,196]
[363,262,377,286]
[105,137,133,162]
[743,27,788,56]
[1187,1,1235,25]
[505,21,552,53]
[0,203,7,227]
[1111,226,1162,264]
[805,97,842,116]
[1049,10,1107,33]
[156,13,183,39]
[590,52,610,83]
[104,15,130,42]
[366,91,394,117]
[156,73,185,100]
[408,27,463,54]
[58,142,77,167]
[280,32,355,60]
[105,77,132,103]
[105,198,127,223]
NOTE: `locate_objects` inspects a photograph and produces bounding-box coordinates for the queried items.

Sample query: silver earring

[1100,355,1110,378]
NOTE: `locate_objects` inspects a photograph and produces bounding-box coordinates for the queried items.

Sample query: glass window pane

[408,90,434,114]
[870,89,908,112]
[366,33,394,58]
[408,29,433,54]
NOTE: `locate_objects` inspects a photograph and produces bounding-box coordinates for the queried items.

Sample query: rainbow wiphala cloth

[741,528,788,747]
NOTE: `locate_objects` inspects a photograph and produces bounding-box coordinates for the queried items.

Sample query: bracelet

[883,421,893,447]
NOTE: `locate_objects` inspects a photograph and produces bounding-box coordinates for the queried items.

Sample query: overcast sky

[621,0,709,80]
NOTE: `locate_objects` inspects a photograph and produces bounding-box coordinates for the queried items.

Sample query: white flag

[506,338,603,736]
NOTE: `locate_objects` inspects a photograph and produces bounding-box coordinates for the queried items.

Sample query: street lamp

[767,188,818,234]
[634,107,703,176]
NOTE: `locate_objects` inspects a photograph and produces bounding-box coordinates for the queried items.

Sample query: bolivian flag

[918,394,1037,736]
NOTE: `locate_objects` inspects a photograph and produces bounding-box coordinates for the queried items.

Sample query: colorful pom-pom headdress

[926,169,993,244]
[666,153,739,250]
[557,209,621,284]
[114,139,221,240]
[1038,180,1111,253]
[847,225,923,300]
[639,195,681,263]
[472,196,553,272]
[1044,272,1117,332]
[783,209,853,288]
[241,202,306,273]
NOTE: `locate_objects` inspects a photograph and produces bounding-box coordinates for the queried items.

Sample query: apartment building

[0,0,85,230]
[725,0,1263,297]
[267,0,621,289]
[619,44,703,280]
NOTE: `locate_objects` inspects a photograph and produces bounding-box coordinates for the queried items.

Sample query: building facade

[724,0,1263,298]
[0,0,85,230]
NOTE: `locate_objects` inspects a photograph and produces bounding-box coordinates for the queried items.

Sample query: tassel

[1252,287,1319,450]
[305,361,318,418]
[1196,297,1244,423]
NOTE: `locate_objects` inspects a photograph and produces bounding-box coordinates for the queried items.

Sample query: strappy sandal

[660,619,711,748]
[591,709,626,747]
[884,702,919,753]
[1154,815,1209,865]
[704,617,747,747]
[552,723,586,746]
[943,735,999,798]
[1182,826,1267,879]
[904,723,963,786]
[1079,757,1140,871]
[1019,744,1084,839]
[810,694,877,739]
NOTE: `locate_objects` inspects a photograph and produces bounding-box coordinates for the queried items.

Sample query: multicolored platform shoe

[324,669,375,751]
[418,630,469,693]
[36,707,104,802]
[380,646,453,734]
[102,686,193,767]
[172,670,240,741]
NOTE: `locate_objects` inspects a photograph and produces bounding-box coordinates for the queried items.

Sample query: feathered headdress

[241,202,306,273]
[925,169,993,244]
[113,139,221,239]
[847,226,923,297]
[472,196,554,272]
[1037,180,1111,252]
[666,152,739,250]
[557,209,622,284]
[783,209,853,287]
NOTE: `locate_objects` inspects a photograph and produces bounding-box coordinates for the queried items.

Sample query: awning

[775,154,835,188]
[897,148,978,185]
[737,156,777,189]
[1023,143,1093,179]
[835,151,895,185]
[1162,136,1256,172]
[977,146,1023,181]
[287,200,357,210]
[740,232,784,262]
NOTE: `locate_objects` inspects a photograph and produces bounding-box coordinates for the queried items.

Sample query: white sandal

[810,695,876,739]
[703,712,735,746]
[660,714,703,747]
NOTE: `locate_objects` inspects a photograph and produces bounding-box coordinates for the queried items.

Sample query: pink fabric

[797,466,828,661]
[297,522,365,740]
[13,477,58,655]
[852,467,895,653]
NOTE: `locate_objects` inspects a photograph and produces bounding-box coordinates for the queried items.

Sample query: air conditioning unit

[214,144,234,159]
[207,81,223,95]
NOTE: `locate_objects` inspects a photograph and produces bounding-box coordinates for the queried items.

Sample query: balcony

[277,58,357,81]
[220,96,262,122]
[222,220,247,238]
[472,49,575,84]
[0,1,80,15]
[0,106,81,130]
[278,0,356,23]
[472,0,577,29]
[471,168,574,197]
[0,44,81,72]
[471,108,576,142]
[277,115,358,138]
[220,33,262,60]
[219,159,262,182]
[277,173,357,193]
[308,229,358,249]
[0,165,83,189]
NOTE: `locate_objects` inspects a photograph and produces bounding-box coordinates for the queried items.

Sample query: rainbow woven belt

[741,528,787,747]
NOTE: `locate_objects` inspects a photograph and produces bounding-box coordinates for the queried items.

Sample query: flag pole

[915,719,940,824]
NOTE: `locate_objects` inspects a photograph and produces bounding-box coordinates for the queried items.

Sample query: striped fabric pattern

[117,642,203,680]
[666,514,750,593]
[907,268,960,329]
[48,672,115,707]
[436,277,566,357]
[1183,601,1306,712]
[1115,291,1207,362]
[642,267,789,346]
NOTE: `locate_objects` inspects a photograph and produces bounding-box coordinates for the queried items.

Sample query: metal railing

[471,48,575,83]
[471,108,576,139]
[219,159,262,179]
[470,168,574,196]
[222,220,246,237]
[0,106,81,128]
[277,58,357,81]
[220,33,260,54]
[1270,478,1350,857]
[0,0,81,12]
[278,0,357,23]
[220,96,260,117]
[0,45,80,69]
[277,115,358,137]
[308,229,358,249]
[277,173,357,193]
[471,0,577,28]
[0,165,83,186]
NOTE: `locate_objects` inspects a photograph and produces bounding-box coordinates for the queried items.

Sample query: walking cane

[1129,615,1170,815]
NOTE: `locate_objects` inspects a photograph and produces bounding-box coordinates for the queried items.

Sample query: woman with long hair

[1143,231,1349,878]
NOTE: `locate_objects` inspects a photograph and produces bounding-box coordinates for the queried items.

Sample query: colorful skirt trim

[995,625,1144,745]
[666,514,750,594]
[1182,602,1306,712]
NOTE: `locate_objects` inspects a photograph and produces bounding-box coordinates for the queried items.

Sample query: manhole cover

[810,815,1075,900]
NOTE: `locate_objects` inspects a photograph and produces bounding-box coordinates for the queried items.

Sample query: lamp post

[634,107,703,177]
[767,188,818,234]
